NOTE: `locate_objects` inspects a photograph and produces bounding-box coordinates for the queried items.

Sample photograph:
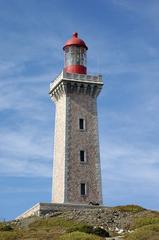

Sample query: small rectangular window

[80,183,86,196]
[80,150,85,162]
[79,118,84,130]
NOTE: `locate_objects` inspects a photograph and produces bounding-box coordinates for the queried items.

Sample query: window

[79,118,85,130]
[80,150,86,162]
[80,183,86,196]
[64,46,87,67]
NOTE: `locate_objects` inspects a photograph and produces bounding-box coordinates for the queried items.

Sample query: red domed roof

[63,32,88,50]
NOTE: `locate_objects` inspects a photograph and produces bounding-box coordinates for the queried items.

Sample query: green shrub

[0,223,13,231]
[2,225,13,231]
[92,227,109,237]
[59,231,102,240]
[68,224,109,237]
[113,205,146,213]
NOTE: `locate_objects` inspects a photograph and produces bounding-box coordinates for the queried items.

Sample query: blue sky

[0,0,159,220]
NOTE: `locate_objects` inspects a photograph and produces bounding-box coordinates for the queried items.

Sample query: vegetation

[0,231,22,240]
[68,225,109,237]
[124,224,159,240]
[0,217,106,240]
[133,217,159,229]
[113,204,146,213]
[29,217,85,229]
[0,205,158,239]
[123,212,159,240]
[59,231,102,240]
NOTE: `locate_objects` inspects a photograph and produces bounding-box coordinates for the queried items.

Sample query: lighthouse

[49,33,103,204]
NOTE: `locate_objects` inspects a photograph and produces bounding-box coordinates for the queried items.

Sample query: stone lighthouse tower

[49,33,103,205]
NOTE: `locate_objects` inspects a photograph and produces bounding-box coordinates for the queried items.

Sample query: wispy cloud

[101,141,159,180]
[0,0,159,217]
[0,126,52,176]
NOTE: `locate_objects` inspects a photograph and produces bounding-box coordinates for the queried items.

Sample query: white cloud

[0,127,52,177]
[101,141,159,177]
[0,1,158,213]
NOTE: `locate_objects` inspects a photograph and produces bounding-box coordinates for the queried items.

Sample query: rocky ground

[40,204,159,233]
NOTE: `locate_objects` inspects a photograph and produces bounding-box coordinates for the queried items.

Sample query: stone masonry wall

[50,74,103,204]
[52,94,66,203]
[65,92,102,204]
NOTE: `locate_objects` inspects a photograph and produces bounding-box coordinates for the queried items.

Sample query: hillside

[0,205,159,240]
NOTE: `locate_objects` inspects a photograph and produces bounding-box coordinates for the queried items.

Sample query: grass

[0,231,20,240]
[113,204,146,213]
[68,225,109,237]
[26,217,89,240]
[123,210,159,239]
[0,222,13,231]
[0,217,106,240]
[29,217,86,229]
[132,217,159,229]
[0,222,21,240]
[58,231,102,240]
[124,223,159,240]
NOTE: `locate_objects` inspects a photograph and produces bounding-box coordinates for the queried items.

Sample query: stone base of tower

[16,202,105,220]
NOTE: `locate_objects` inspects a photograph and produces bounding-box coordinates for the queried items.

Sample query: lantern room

[63,32,88,74]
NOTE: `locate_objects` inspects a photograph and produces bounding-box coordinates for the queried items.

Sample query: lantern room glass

[64,46,87,67]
